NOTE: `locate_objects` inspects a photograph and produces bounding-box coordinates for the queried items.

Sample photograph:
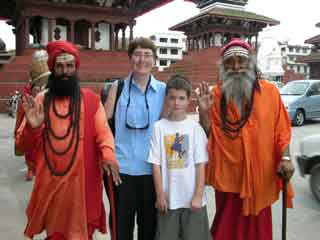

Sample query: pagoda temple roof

[305,35,320,45]
[197,0,248,9]
[0,0,187,20]
[170,7,279,31]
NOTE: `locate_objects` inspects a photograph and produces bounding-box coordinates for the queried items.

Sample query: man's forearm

[199,109,211,136]
[281,146,290,159]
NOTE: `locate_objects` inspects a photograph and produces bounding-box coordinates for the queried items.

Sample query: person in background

[14,49,50,181]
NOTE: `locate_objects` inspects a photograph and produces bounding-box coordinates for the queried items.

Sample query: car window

[308,82,320,96]
[280,82,310,95]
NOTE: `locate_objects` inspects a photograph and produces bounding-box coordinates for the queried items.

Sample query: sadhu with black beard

[16,41,121,240]
[197,39,295,240]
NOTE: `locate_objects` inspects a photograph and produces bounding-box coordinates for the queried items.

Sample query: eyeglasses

[132,52,154,60]
[125,75,151,130]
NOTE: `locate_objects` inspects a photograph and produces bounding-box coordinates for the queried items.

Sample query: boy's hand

[156,192,168,213]
[191,195,202,212]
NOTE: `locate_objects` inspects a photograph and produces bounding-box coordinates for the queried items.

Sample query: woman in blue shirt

[104,37,166,240]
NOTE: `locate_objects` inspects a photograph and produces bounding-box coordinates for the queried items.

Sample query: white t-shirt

[147,118,208,210]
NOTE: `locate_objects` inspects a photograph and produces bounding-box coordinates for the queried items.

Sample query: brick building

[300,22,320,79]
[280,41,311,79]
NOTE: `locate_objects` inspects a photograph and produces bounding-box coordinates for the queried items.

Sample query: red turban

[46,41,80,71]
[220,38,252,58]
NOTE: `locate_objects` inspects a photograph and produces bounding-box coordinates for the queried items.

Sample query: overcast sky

[0,0,319,50]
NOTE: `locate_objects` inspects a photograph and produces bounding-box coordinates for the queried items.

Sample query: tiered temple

[170,0,278,51]
[0,0,181,55]
[158,0,279,85]
[0,0,177,111]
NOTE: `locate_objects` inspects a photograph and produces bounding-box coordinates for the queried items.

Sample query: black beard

[47,73,80,97]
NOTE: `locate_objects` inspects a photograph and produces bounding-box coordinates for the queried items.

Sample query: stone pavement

[0,113,319,239]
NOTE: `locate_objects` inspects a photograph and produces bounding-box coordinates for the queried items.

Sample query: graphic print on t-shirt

[164,133,189,169]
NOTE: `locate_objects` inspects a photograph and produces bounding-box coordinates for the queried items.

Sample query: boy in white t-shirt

[147,75,210,240]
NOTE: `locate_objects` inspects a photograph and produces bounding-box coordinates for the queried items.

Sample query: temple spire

[198,0,248,9]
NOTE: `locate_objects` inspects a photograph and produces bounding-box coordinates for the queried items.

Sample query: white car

[297,134,320,202]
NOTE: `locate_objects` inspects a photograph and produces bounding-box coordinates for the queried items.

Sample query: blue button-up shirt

[115,74,166,175]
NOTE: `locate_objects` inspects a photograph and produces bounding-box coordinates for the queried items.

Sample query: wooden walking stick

[282,177,288,240]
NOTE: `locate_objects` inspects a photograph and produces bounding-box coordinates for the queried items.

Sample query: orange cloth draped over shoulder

[15,89,117,239]
[206,80,294,216]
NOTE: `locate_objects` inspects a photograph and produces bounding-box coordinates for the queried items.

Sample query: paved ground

[0,114,319,239]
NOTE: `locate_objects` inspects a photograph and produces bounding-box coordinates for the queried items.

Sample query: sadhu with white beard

[197,39,295,240]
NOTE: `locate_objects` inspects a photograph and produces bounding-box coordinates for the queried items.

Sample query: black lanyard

[125,74,151,130]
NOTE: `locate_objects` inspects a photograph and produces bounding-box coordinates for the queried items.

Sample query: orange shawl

[206,80,293,216]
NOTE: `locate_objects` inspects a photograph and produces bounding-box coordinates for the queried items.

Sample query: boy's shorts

[155,206,211,240]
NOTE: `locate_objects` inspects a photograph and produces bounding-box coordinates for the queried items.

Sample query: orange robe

[206,80,293,216]
[16,89,117,239]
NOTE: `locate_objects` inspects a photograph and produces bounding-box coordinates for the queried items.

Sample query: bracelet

[281,156,291,161]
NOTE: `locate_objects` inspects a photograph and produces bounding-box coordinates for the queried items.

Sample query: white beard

[221,68,256,115]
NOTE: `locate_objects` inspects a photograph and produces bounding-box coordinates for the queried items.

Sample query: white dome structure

[257,26,284,79]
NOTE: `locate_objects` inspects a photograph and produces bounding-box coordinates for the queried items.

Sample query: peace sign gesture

[22,95,44,128]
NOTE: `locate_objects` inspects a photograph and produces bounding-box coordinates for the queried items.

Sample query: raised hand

[196,82,214,113]
[195,82,214,135]
[22,95,44,128]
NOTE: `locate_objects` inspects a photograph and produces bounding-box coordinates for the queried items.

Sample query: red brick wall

[0,49,133,112]
[154,47,221,112]
[0,47,223,113]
